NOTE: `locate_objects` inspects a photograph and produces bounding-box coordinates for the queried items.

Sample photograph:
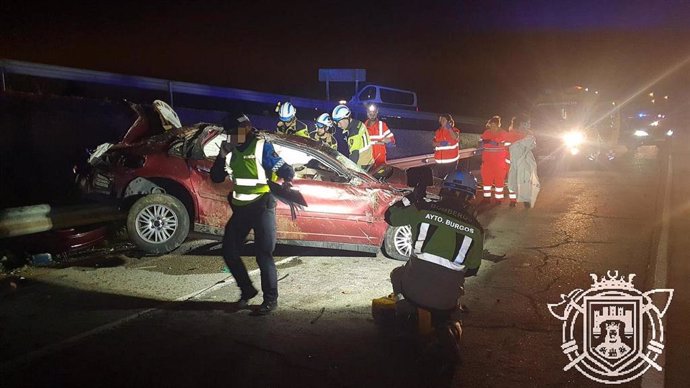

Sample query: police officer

[211,114,295,315]
[387,169,483,315]
[332,104,374,170]
[276,101,310,138]
[311,113,338,149]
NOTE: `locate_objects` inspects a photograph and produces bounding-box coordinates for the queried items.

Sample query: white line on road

[641,155,672,388]
[0,255,299,372]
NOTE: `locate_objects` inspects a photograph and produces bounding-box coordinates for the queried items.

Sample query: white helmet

[316,113,333,129]
[332,104,351,122]
[278,102,296,122]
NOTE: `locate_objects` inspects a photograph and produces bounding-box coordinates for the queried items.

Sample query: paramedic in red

[480,116,508,204]
[432,114,461,178]
[364,104,395,168]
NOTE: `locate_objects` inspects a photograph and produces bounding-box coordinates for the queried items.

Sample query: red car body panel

[83,111,407,253]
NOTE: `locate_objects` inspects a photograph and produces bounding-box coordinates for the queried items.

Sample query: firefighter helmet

[332,104,352,122]
[442,170,477,198]
[316,113,333,129]
[277,102,296,122]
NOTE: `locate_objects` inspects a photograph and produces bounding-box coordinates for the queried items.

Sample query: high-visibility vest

[366,119,393,163]
[345,120,373,167]
[480,129,508,160]
[277,120,310,138]
[433,127,460,164]
[228,138,270,205]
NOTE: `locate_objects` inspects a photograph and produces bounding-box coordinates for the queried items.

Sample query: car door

[271,142,380,248]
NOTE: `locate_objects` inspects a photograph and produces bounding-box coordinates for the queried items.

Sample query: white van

[349,84,418,110]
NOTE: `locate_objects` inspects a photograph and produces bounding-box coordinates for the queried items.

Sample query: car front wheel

[127,193,190,255]
[383,225,412,261]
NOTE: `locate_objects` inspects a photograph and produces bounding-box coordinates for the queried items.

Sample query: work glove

[439,141,449,146]
[219,141,233,158]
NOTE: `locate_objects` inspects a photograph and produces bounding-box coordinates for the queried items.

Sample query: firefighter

[276,101,310,138]
[332,104,374,170]
[432,114,461,179]
[364,104,395,167]
[387,169,483,316]
[310,113,338,149]
[210,114,295,315]
[479,116,508,204]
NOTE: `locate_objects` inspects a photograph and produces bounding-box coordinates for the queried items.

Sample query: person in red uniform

[432,114,461,179]
[364,104,395,168]
[480,116,508,204]
[504,116,528,207]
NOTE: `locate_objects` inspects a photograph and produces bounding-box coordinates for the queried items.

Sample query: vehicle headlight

[634,130,649,137]
[563,131,585,147]
[666,129,674,137]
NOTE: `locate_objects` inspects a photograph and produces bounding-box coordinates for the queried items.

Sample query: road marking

[641,154,672,388]
[0,255,298,372]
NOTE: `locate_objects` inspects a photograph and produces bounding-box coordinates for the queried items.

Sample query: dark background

[2,0,690,116]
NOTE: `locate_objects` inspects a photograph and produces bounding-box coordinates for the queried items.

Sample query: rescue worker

[387,169,483,316]
[276,101,310,138]
[364,104,395,167]
[432,114,461,179]
[310,113,338,149]
[332,104,374,170]
[210,114,295,315]
[506,115,540,208]
[479,115,508,204]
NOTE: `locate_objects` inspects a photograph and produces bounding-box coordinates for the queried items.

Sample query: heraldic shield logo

[548,271,673,384]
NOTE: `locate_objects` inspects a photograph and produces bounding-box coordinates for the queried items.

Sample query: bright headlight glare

[666,130,674,137]
[634,130,649,137]
[563,131,585,147]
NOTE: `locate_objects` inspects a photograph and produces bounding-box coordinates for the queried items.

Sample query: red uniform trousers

[480,152,507,200]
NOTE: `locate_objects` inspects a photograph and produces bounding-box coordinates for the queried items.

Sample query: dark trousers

[432,161,458,179]
[222,195,278,303]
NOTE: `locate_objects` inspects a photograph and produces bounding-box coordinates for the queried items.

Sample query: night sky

[2,0,690,117]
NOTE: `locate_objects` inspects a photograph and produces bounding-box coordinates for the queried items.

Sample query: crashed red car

[80,102,414,259]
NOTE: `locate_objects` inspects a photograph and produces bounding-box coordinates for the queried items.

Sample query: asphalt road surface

[1,135,689,387]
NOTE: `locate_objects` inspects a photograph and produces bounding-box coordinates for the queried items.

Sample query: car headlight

[666,129,674,137]
[634,130,649,137]
[563,131,585,147]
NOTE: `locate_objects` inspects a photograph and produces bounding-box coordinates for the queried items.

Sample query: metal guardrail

[387,148,477,169]
[0,59,484,126]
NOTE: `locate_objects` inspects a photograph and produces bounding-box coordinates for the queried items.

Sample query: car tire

[127,193,190,255]
[382,225,412,261]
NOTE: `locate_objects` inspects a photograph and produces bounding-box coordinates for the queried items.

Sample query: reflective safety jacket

[433,127,461,164]
[480,129,508,161]
[277,119,310,138]
[310,130,338,149]
[365,119,395,165]
[387,200,483,272]
[210,135,294,206]
[344,119,373,168]
[386,199,483,310]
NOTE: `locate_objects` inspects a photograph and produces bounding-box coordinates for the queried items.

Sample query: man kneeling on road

[386,169,484,320]
[211,114,295,315]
